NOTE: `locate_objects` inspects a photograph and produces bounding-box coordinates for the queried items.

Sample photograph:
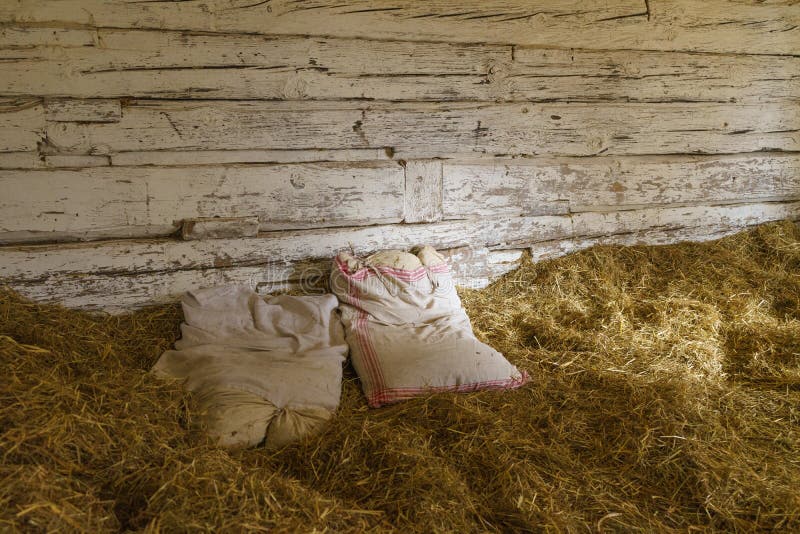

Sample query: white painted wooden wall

[0,1,798,311]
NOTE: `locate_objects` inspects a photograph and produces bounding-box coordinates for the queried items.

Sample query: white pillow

[153,286,346,448]
[331,246,528,407]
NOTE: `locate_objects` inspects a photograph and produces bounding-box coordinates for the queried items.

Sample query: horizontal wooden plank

[0,98,44,152]
[0,29,507,101]
[3,201,798,311]
[0,162,405,243]
[44,99,121,123]
[0,152,45,169]
[2,0,797,55]
[511,48,800,104]
[181,216,260,241]
[0,215,575,280]
[44,100,800,158]
[2,29,797,103]
[442,247,526,290]
[0,26,95,48]
[443,154,800,218]
[2,201,797,283]
[110,148,393,166]
[529,225,749,263]
[5,261,328,312]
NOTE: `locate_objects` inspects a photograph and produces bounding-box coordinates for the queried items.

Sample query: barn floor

[2,221,799,532]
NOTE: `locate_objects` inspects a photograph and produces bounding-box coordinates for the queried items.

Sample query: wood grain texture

[0,162,405,243]
[3,201,797,310]
[443,154,800,217]
[2,0,797,54]
[2,29,797,103]
[3,201,796,282]
[404,160,443,223]
[44,100,800,158]
[44,99,121,123]
[110,148,393,167]
[181,216,260,240]
[0,98,44,152]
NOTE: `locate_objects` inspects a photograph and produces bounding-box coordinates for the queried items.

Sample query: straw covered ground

[2,220,799,532]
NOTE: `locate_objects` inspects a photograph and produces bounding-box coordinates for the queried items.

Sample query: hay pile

[2,220,799,532]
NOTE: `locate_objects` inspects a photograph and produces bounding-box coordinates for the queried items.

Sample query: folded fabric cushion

[331,246,529,408]
[152,286,346,449]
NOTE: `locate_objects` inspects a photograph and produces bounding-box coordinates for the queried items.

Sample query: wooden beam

[1,0,796,55]
[3,201,797,311]
[2,29,797,102]
[0,162,405,243]
[2,201,796,282]
[44,100,800,158]
[443,154,800,218]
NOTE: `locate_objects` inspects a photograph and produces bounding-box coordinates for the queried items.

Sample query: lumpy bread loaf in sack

[331,245,528,408]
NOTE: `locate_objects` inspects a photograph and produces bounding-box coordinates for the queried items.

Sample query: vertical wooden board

[0,163,405,243]
[404,160,443,223]
[0,98,44,152]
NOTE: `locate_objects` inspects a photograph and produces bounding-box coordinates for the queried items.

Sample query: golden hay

[2,220,799,532]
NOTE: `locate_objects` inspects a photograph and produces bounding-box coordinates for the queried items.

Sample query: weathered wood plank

[2,28,797,103]
[44,100,800,158]
[0,26,95,48]
[404,160,443,224]
[511,47,800,104]
[2,201,797,283]
[442,247,526,289]
[0,215,574,280]
[0,162,405,243]
[529,225,747,263]
[44,99,122,123]
[42,155,110,168]
[181,216,260,241]
[2,0,797,55]
[0,152,45,169]
[443,154,800,217]
[110,148,393,166]
[0,29,508,101]
[6,262,324,312]
[3,201,798,311]
[0,98,44,152]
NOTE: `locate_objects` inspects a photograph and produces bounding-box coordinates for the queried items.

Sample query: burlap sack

[331,246,529,407]
[153,286,346,449]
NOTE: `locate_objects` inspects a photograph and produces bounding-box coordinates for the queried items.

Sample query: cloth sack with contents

[331,245,529,407]
[152,285,347,449]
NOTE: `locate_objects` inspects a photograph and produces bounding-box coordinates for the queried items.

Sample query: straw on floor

[2,220,799,532]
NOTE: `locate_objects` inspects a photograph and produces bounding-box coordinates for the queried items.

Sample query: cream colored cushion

[153,286,346,449]
[331,246,528,408]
